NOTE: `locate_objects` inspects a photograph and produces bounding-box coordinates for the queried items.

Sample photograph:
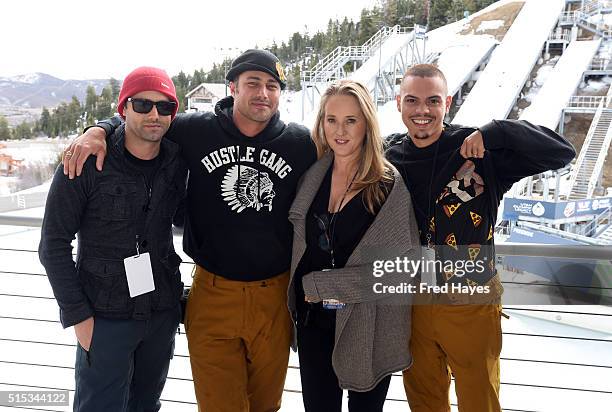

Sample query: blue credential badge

[322,299,346,309]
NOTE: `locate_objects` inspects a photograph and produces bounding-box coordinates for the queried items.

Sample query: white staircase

[567,87,612,199]
[592,206,612,242]
[597,224,612,242]
[301,26,405,84]
[300,25,428,117]
[559,0,612,39]
[348,25,429,104]
[581,0,612,15]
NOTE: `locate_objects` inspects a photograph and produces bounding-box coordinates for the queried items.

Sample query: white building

[186,83,228,112]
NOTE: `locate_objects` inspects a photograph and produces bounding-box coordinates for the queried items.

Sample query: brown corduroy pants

[403,304,503,412]
[185,265,292,412]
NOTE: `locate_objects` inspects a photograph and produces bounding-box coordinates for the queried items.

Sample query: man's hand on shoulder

[63,127,108,179]
[460,129,485,159]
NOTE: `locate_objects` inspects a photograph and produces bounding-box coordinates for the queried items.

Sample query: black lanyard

[401,137,440,247]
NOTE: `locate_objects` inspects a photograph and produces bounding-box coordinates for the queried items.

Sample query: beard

[411,130,432,139]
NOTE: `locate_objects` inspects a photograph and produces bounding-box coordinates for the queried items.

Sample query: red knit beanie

[118,66,179,119]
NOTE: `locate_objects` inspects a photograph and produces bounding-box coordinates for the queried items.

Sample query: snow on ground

[454,0,567,125]
[5,73,42,84]
[522,56,559,104]
[588,11,612,27]
[0,137,65,166]
[0,176,18,196]
[476,19,505,32]
[520,39,601,130]
[582,77,612,93]
[2,2,612,410]
[436,35,497,96]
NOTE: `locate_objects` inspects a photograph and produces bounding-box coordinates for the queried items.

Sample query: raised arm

[460,119,575,188]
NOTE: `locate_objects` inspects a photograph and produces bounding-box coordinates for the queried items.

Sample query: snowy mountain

[0,72,111,108]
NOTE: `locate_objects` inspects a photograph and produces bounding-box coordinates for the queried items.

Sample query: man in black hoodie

[63,50,317,411]
[386,64,575,412]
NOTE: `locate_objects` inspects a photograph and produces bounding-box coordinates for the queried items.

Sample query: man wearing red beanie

[39,66,186,412]
[62,51,317,411]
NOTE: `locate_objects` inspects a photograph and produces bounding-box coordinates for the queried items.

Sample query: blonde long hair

[312,79,393,214]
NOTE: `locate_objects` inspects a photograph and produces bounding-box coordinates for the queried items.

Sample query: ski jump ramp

[453,0,566,126]
[349,30,413,89]
[520,39,602,130]
[506,39,599,200]
[437,36,497,97]
[349,27,496,100]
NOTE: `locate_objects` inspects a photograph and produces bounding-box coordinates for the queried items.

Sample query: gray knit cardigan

[288,152,422,392]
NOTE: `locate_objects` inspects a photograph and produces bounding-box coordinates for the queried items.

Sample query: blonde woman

[288,80,421,411]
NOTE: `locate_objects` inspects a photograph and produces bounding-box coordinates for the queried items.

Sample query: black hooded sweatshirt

[386,119,575,291]
[100,96,316,281]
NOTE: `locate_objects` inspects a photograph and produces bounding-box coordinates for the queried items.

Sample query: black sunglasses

[127,98,176,116]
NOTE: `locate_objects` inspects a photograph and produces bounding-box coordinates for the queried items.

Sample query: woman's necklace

[328,169,358,268]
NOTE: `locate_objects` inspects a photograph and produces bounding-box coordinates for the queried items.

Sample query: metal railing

[560,10,590,25]
[575,205,611,237]
[567,95,612,199]
[593,206,612,237]
[587,110,612,197]
[517,220,612,245]
[300,24,427,118]
[589,57,612,71]
[559,9,612,38]
[549,32,571,42]
[1,217,611,410]
[567,95,611,109]
[581,0,612,15]
[301,25,415,84]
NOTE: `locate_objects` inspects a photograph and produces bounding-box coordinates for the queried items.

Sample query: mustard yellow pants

[185,266,292,412]
[403,304,502,412]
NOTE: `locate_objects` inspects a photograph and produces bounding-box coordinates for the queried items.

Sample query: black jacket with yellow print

[386,120,575,303]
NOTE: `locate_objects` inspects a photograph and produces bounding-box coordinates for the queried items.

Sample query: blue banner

[502,197,612,221]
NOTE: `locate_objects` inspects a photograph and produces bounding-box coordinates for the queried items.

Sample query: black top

[124,148,161,182]
[99,96,317,281]
[39,126,186,327]
[294,165,375,328]
[124,149,161,213]
[386,120,576,286]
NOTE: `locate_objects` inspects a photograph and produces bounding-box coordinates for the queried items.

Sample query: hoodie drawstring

[256,144,261,203]
[237,145,241,187]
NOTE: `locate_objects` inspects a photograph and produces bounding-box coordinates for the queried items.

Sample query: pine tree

[12,121,32,140]
[40,107,51,137]
[96,87,113,120]
[383,0,400,26]
[0,115,10,140]
[430,0,454,28]
[109,78,121,102]
[85,85,97,123]
[358,9,376,44]
[192,69,205,89]
[68,96,84,132]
